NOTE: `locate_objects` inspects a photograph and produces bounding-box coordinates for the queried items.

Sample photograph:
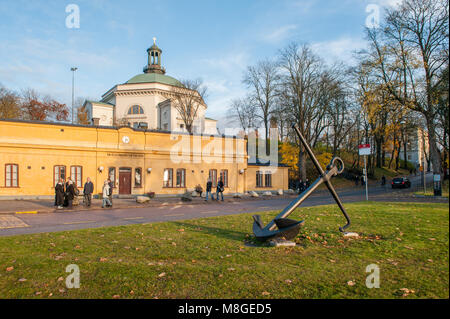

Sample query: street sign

[358,144,371,155]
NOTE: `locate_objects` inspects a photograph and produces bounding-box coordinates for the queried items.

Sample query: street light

[71,67,78,124]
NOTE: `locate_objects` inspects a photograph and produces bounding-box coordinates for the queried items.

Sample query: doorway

[119,167,132,194]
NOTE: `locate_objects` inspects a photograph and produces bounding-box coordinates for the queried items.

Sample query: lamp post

[71,67,78,124]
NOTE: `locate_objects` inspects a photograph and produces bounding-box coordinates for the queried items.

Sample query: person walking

[361,175,365,186]
[216,178,224,201]
[55,178,65,209]
[83,177,94,207]
[66,180,75,208]
[102,181,112,208]
[355,175,359,186]
[107,178,114,206]
[205,178,213,201]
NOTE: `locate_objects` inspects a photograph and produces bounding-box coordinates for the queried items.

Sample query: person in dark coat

[205,178,213,201]
[55,178,65,209]
[107,178,114,206]
[66,180,75,208]
[216,178,224,201]
[63,178,72,207]
[361,175,365,186]
[83,177,94,207]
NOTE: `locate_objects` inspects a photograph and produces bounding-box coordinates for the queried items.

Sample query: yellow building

[0,119,288,199]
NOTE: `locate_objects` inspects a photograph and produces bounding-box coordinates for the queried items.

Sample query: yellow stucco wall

[245,166,289,191]
[0,120,289,198]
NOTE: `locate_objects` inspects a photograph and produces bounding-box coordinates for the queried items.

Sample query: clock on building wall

[122,136,130,144]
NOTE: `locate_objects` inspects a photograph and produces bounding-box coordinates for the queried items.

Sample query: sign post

[359,144,371,201]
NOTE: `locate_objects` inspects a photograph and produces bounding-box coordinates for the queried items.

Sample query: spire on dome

[143,37,165,74]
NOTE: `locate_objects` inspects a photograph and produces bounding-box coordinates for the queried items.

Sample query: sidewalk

[0,193,298,215]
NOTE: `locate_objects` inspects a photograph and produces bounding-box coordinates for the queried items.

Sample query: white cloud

[371,0,402,8]
[262,24,297,43]
[203,52,249,75]
[311,36,367,64]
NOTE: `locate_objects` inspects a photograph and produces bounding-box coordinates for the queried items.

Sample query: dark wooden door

[119,169,131,194]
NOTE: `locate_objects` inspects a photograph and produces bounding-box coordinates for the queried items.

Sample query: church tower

[143,37,166,74]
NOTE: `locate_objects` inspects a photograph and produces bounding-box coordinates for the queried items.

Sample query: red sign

[358,144,371,155]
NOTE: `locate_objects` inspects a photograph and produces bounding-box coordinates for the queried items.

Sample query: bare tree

[278,43,330,180]
[226,97,260,132]
[171,79,207,134]
[368,0,449,176]
[243,59,280,145]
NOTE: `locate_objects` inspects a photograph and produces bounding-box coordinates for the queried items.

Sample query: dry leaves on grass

[99,257,108,262]
[158,272,166,278]
[6,266,14,272]
[262,291,270,296]
[347,281,355,286]
[399,288,415,297]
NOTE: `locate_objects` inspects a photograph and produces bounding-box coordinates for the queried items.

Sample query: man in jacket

[216,178,224,201]
[205,178,213,201]
[83,177,94,207]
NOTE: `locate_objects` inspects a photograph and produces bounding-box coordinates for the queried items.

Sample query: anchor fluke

[252,215,304,241]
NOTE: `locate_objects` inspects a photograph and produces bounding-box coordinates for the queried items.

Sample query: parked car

[391,177,411,189]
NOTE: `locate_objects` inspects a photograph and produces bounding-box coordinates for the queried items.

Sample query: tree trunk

[426,117,442,176]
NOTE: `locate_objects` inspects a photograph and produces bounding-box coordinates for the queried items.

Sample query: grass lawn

[414,180,449,198]
[0,202,448,299]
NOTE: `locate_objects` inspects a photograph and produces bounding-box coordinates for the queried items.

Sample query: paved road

[1,173,445,237]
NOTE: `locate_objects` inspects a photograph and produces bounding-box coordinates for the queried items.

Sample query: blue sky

[0,0,399,127]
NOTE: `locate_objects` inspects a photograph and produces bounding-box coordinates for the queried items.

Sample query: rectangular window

[176,169,186,188]
[163,168,173,188]
[54,165,66,186]
[256,171,263,187]
[135,167,142,187]
[109,167,116,187]
[209,169,217,187]
[220,169,228,187]
[265,171,272,187]
[71,166,83,188]
[5,164,18,187]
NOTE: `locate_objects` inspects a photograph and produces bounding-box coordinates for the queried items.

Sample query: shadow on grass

[171,221,250,243]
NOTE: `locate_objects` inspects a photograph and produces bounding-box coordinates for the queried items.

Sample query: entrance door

[119,168,132,194]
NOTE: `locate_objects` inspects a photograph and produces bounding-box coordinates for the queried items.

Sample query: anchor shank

[267,168,336,231]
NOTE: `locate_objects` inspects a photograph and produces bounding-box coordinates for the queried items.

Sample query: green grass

[0,202,448,299]
[414,180,449,198]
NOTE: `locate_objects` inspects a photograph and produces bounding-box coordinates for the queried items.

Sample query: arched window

[128,105,144,115]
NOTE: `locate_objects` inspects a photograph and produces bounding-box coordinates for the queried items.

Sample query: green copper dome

[126,73,183,87]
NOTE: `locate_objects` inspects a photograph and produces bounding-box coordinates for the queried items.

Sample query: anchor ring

[327,157,345,175]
